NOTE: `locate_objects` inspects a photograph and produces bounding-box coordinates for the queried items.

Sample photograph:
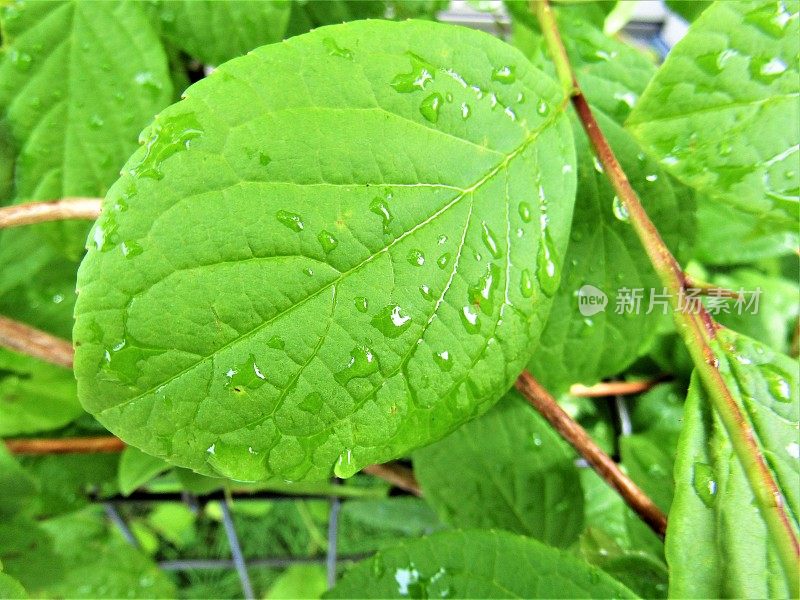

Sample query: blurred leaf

[266,564,327,600]
[414,391,583,546]
[117,446,171,496]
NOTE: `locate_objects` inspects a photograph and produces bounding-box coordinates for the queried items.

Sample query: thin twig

[532,0,798,588]
[4,436,125,453]
[0,315,73,368]
[0,197,102,228]
[516,370,667,537]
[570,377,666,398]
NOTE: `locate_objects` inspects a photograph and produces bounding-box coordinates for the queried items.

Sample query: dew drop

[518,201,532,223]
[371,304,412,338]
[276,210,304,232]
[469,263,501,315]
[480,222,501,258]
[391,52,435,93]
[536,228,560,297]
[592,155,604,173]
[225,353,267,393]
[460,305,480,334]
[520,268,534,298]
[692,462,717,508]
[334,346,380,384]
[491,65,516,83]
[334,449,358,478]
[419,284,434,300]
[420,92,443,123]
[120,240,143,258]
[317,230,338,253]
[130,112,203,180]
[354,296,369,313]
[407,249,425,266]
[612,196,630,222]
[322,37,354,60]
[460,102,471,120]
[433,350,452,371]
[370,196,393,234]
[536,100,549,116]
[436,252,451,269]
[761,364,793,403]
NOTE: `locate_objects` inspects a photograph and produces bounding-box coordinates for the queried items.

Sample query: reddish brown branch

[0,315,73,368]
[570,377,666,398]
[0,197,102,228]
[4,436,125,454]
[516,370,667,538]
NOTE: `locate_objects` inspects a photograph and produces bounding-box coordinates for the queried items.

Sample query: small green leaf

[266,564,328,600]
[326,529,637,598]
[0,348,82,436]
[74,20,576,482]
[414,390,584,546]
[117,446,171,496]
[667,334,799,598]
[0,572,27,599]
[628,0,800,230]
[154,0,292,66]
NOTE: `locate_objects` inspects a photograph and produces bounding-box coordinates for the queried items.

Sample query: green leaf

[0,572,27,599]
[0,517,63,594]
[286,0,387,37]
[39,508,176,599]
[413,390,584,546]
[0,446,37,520]
[0,348,82,436]
[117,446,171,496]
[628,0,800,230]
[266,564,328,600]
[74,20,576,482]
[154,0,292,66]
[0,0,173,202]
[667,337,799,598]
[326,529,637,598]
[691,197,798,264]
[665,0,712,22]
[712,268,799,354]
[530,110,692,392]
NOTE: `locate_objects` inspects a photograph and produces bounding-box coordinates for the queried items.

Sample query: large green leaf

[0,0,173,202]
[326,529,637,598]
[0,348,82,436]
[154,0,292,66]
[73,20,576,482]
[413,390,583,546]
[628,0,800,230]
[667,336,799,598]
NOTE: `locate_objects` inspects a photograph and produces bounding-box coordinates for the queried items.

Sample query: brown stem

[683,275,741,299]
[4,436,125,454]
[516,370,667,538]
[0,197,102,228]
[363,463,421,497]
[570,377,667,398]
[0,315,73,368]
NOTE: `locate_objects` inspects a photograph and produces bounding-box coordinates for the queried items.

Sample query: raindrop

[460,102,471,120]
[407,249,425,266]
[317,230,338,253]
[224,353,267,393]
[692,462,717,508]
[130,112,203,180]
[518,201,532,223]
[354,296,369,313]
[436,252,451,269]
[370,195,394,234]
[419,92,443,123]
[276,210,304,232]
[322,37,354,60]
[334,346,380,384]
[419,284,434,300]
[433,350,452,371]
[391,52,435,93]
[460,305,480,334]
[536,228,560,297]
[334,449,358,478]
[371,304,412,338]
[592,155,604,173]
[491,65,516,84]
[612,196,630,222]
[480,222,501,258]
[520,268,534,298]
[536,100,549,116]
